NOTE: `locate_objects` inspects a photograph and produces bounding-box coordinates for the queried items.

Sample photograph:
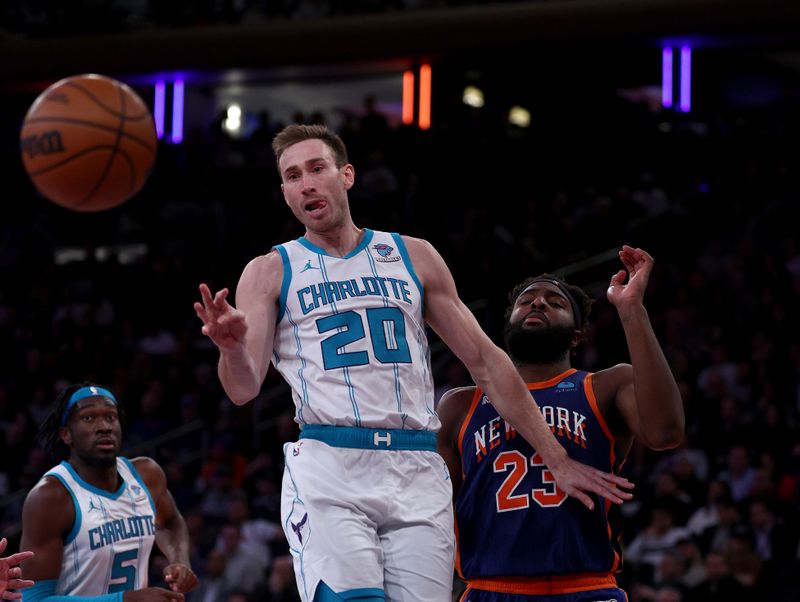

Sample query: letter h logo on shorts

[373,432,392,447]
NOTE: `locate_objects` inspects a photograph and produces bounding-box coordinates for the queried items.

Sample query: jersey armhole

[120,457,157,515]
[48,473,82,545]
[456,388,485,461]
[584,373,615,444]
[273,244,292,322]
[390,233,424,313]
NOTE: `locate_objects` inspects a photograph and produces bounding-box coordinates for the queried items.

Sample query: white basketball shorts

[281,426,455,602]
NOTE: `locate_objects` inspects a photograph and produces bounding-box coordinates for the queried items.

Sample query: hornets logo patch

[372,243,401,263]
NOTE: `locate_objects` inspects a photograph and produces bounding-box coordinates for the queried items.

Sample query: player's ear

[342,163,355,190]
[570,329,584,349]
[59,425,72,446]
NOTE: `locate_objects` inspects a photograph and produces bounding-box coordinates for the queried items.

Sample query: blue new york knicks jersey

[44,458,156,595]
[455,369,626,579]
[272,229,437,431]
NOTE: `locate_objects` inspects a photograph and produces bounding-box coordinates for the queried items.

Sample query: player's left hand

[549,457,634,511]
[163,563,198,594]
[607,245,653,309]
[0,537,35,601]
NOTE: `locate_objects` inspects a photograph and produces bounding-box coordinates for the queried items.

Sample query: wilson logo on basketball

[20,130,66,159]
[19,73,157,212]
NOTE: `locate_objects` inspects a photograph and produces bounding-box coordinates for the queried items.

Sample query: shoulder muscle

[237,250,283,307]
[437,386,476,445]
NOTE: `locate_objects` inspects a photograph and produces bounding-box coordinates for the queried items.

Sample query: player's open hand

[123,587,184,601]
[607,245,653,309]
[194,283,247,350]
[163,563,198,594]
[0,538,34,601]
[549,457,634,511]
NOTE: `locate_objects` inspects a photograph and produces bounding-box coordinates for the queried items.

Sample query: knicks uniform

[44,458,156,595]
[274,230,454,602]
[456,369,628,602]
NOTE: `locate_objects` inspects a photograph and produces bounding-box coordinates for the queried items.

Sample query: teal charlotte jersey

[272,229,437,431]
[43,458,156,595]
[455,369,626,580]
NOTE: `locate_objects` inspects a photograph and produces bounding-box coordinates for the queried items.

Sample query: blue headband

[518,278,583,327]
[62,386,118,425]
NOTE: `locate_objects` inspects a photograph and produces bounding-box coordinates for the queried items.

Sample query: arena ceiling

[1,0,798,89]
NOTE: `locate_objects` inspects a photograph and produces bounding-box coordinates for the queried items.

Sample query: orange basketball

[19,74,157,212]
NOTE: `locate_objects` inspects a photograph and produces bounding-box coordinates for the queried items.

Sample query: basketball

[19,73,157,212]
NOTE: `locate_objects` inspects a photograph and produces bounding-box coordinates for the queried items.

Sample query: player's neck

[69,457,121,493]
[304,221,363,257]
[515,359,573,384]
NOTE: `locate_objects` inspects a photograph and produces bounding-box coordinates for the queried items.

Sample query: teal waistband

[299,425,437,451]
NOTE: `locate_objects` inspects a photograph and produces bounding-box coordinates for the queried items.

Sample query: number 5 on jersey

[108,549,138,593]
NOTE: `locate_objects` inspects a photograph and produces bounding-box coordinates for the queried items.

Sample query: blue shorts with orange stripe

[461,588,627,602]
[460,574,628,602]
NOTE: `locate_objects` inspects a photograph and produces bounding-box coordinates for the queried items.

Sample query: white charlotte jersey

[45,458,156,595]
[273,229,438,431]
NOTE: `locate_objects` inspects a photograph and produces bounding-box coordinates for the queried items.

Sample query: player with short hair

[20,383,198,602]
[194,124,633,602]
[438,246,685,601]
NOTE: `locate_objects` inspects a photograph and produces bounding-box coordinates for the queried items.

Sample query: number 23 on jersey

[493,450,567,512]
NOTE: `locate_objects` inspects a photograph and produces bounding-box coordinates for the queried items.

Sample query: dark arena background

[1,0,800,600]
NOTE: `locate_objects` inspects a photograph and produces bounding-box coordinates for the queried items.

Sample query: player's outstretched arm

[0,537,33,600]
[194,251,282,404]
[405,236,633,510]
[606,246,684,450]
[133,459,198,594]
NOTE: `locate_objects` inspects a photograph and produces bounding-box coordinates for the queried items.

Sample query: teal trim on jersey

[363,245,404,414]
[285,306,310,423]
[318,254,362,426]
[62,461,126,500]
[300,425,436,451]
[48,473,82,545]
[298,228,374,258]
[314,582,385,601]
[23,580,122,602]
[70,539,79,582]
[274,244,292,322]
[390,233,424,312]
[120,457,156,515]
[391,233,436,418]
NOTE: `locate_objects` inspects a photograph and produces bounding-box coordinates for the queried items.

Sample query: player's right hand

[549,456,635,511]
[123,587,184,601]
[194,283,247,350]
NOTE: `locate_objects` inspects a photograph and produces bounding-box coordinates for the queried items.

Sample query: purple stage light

[680,46,692,112]
[171,79,184,144]
[662,48,673,109]
[154,81,165,139]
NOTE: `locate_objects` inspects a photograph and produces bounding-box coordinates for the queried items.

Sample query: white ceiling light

[462,85,485,108]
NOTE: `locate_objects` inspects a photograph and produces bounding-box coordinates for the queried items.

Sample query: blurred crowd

[1,51,800,602]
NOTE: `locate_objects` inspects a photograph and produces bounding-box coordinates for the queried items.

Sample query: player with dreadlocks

[21,382,198,602]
